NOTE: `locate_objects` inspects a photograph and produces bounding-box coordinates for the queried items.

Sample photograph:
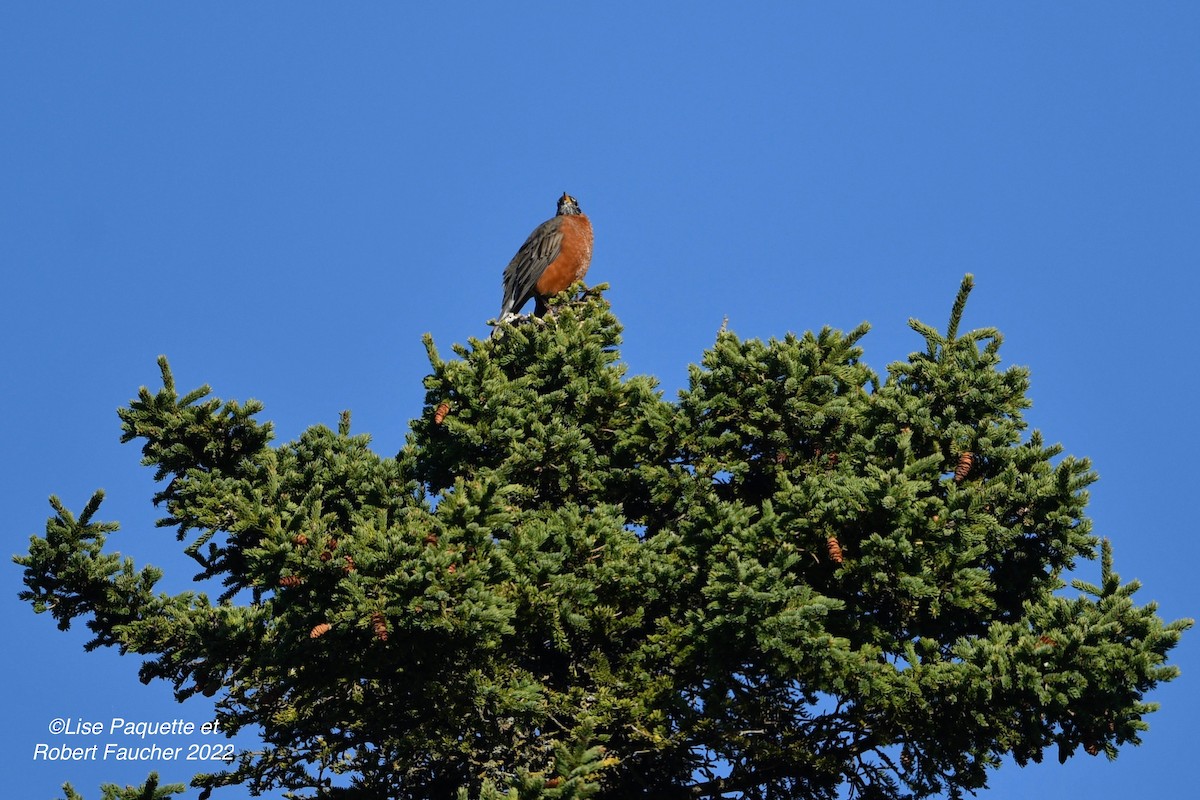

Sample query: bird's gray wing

[500,218,563,316]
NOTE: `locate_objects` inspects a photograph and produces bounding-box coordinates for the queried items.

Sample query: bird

[498,192,593,320]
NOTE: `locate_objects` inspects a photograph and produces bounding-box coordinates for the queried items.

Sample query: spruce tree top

[17,278,1190,800]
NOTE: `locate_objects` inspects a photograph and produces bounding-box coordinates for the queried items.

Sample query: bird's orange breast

[535,214,593,298]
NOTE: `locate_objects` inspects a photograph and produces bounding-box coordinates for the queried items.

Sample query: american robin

[498,192,593,319]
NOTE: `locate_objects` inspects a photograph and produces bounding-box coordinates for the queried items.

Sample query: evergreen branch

[156,355,175,395]
[89,771,187,800]
[424,332,444,368]
[907,319,943,357]
[846,320,871,346]
[945,273,975,343]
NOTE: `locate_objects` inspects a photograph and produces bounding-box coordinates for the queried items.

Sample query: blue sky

[3,3,1197,798]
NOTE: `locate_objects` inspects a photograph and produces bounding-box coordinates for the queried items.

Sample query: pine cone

[370,612,388,641]
[424,533,438,545]
[343,555,356,573]
[292,533,309,546]
[309,622,332,639]
[826,536,844,564]
[1084,740,1101,756]
[279,575,303,588]
[954,451,974,482]
[434,402,451,425]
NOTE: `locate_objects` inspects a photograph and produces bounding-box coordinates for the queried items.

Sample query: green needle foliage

[17,277,1189,800]
[59,772,186,800]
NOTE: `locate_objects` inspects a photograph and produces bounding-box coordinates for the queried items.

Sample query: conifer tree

[17,277,1189,800]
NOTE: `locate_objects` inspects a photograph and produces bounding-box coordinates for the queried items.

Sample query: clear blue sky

[4,4,1197,798]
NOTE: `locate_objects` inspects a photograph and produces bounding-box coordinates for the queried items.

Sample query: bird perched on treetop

[498,192,593,320]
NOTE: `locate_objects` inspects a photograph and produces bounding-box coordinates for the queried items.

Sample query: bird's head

[557,192,583,216]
